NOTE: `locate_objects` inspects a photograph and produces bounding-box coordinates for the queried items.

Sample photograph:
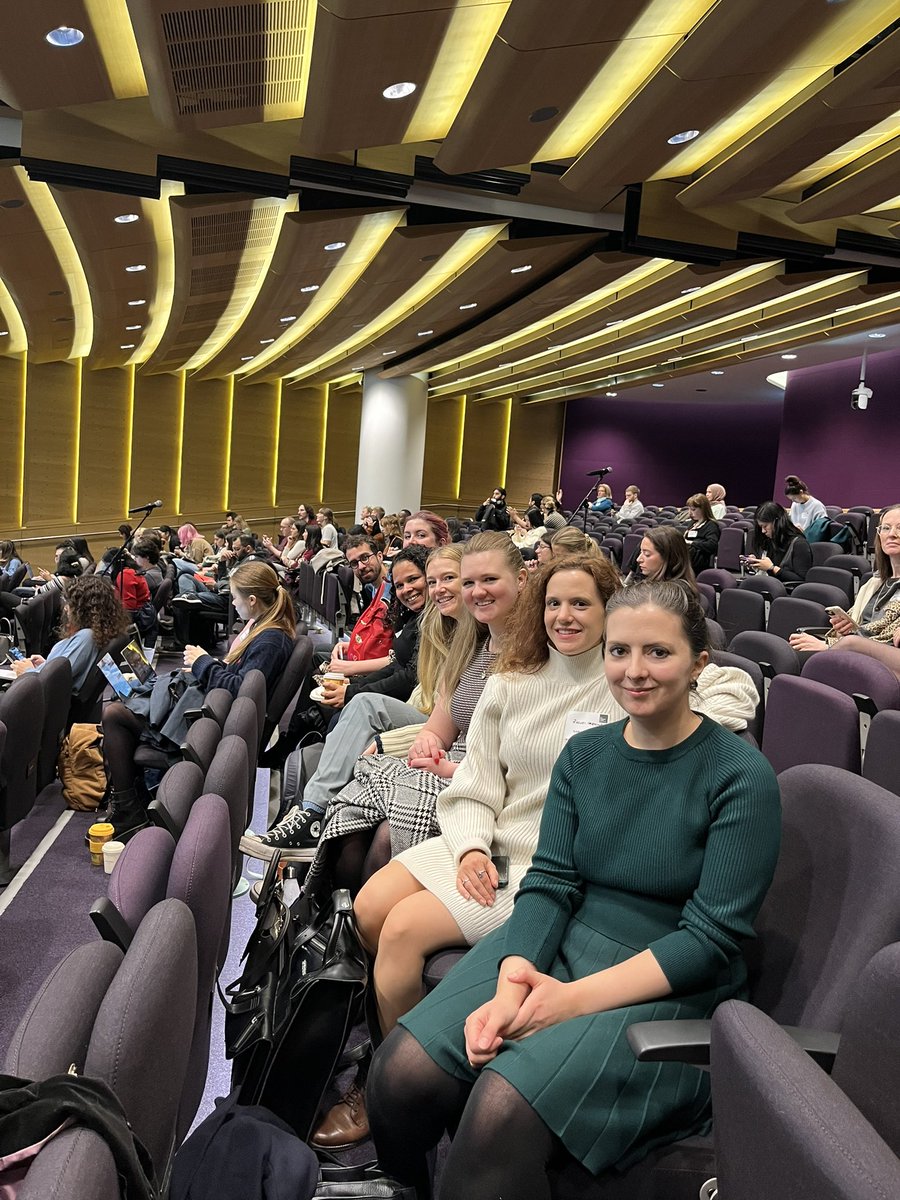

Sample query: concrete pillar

[355,370,428,516]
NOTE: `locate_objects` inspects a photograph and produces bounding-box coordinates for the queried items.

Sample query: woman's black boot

[107,786,149,841]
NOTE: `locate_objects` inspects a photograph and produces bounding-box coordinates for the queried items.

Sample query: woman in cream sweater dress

[354,558,758,1037]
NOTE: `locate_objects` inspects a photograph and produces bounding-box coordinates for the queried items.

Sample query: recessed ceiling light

[382,81,416,99]
[352,322,366,329]
[127,299,146,306]
[710,370,725,375]
[125,263,146,272]
[606,320,623,327]
[459,302,477,310]
[510,264,532,274]
[382,350,396,356]
[114,213,139,224]
[324,241,346,251]
[0,199,24,209]
[667,129,700,145]
[0,330,8,336]
[241,356,254,362]
[125,324,142,331]
[279,315,296,323]
[260,338,275,345]
[119,343,135,350]
[605,391,617,397]
[498,362,514,368]
[420,254,439,263]
[352,366,365,371]
[417,329,433,337]
[781,353,798,360]
[529,106,560,123]
[833,305,855,313]
[868,331,887,338]
[681,287,702,294]
[652,382,665,388]
[299,284,319,293]
[45,26,84,46]
[48,289,65,296]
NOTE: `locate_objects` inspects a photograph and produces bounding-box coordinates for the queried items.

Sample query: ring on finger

[476,869,486,879]
[462,876,470,887]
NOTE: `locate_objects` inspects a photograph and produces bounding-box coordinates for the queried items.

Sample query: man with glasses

[339,535,393,665]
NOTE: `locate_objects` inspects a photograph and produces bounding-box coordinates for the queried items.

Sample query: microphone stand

[564,485,599,534]
[101,506,154,609]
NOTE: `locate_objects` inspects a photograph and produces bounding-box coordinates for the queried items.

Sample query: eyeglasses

[348,552,376,570]
[877,524,900,536]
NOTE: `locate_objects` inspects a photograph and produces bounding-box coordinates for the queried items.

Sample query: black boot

[107,786,149,842]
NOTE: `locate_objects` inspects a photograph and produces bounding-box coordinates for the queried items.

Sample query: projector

[851,384,873,411]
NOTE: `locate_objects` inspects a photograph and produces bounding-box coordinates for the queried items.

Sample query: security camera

[851,384,873,411]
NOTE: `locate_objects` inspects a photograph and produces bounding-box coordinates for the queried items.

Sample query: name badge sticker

[563,711,609,744]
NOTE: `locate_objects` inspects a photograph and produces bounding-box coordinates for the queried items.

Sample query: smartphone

[6,644,25,661]
[491,855,509,889]
[825,606,855,623]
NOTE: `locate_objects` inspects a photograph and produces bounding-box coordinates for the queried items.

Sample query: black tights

[329,823,391,894]
[102,701,147,791]
[368,1027,556,1200]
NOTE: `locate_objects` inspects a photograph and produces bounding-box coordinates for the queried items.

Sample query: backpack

[804,516,833,543]
[58,723,107,811]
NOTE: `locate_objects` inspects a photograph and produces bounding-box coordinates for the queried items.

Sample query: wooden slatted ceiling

[213,220,477,380]
[561,0,895,201]
[299,0,510,154]
[434,0,706,175]
[0,166,78,362]
[792,138,900,223]
[126,0,316,131]
[470,275,881,402]
[678,26,900,211]
[295,232,602,385]
[0,2,122,110]
[49,186,161,369]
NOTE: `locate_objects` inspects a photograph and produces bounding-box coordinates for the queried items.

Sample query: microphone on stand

[128,499,163,514]
[586,467,613,477]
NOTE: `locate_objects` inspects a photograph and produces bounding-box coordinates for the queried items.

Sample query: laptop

[120,638,154,684]
[98,653,134,698]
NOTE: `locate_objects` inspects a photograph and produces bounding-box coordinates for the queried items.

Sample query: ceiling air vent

[149,0,315,128]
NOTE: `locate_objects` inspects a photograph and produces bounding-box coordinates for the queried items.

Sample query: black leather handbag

[222,869,368,1141]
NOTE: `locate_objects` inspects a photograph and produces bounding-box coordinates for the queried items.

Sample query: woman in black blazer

[683,494,721,573]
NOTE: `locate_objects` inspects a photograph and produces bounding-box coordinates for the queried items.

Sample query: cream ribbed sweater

[397,646,757,943]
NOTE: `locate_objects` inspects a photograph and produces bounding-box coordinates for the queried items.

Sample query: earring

[689,678,699,691]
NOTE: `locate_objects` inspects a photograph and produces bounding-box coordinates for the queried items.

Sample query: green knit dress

[399,716,781,1175]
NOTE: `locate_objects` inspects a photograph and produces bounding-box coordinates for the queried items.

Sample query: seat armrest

[184,707,204,726]
[627,1019,840,1071]
[89,897,134,951]
[147,797,178,838]
[795,626,831,636]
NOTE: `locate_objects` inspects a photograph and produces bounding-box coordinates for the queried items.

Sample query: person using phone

[791,502,900,654]
[746,501,812,582]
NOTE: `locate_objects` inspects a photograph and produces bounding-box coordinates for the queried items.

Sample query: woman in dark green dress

[367,580,781,1199]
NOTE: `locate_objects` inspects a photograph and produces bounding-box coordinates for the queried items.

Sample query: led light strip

[0,274,28,355]
[282,222,508,385]
[16,167,93,360]
[240,208,405,377]
[134,180,184,366]
[82,0,147,98]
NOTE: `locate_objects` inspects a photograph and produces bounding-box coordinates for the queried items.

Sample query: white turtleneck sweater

[396,644,757,944]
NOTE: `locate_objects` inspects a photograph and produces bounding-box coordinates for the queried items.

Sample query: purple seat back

[263,634,315,747]
[716,526,746,571]
[863,710,900,795]
[36,655,73,792]
[717,588,765,643]
[204,734,251,861]
[182,714,221,773]
[762,675,860,775]
[697,568,738,594]
[0,673,45,828]
[108,825,176,933]
[802,651,900,713]
[749,765,900,1030]
[151,759,205,839]
[729,631,800,681]
[766,596,829,641]
[236,667,266,752]
[804,566,855,603]
[790,582,851,609]
[738,574,787,603]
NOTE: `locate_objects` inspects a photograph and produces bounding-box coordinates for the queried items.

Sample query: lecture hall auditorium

[1,2,900,1197]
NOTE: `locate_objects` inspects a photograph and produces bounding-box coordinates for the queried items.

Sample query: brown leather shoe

[311,1082,369,1148]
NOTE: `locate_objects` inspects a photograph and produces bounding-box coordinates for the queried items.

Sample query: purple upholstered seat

[766,595,829,641]
[863,710,900,796]
[716,588,765,643]
[762,675,861,775]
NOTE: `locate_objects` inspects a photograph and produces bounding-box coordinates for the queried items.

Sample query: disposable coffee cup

[88,821,115,867]
[102,840,125,874]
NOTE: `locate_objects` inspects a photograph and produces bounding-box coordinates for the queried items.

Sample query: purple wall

[775,348,900,508]
[560,396,784,510]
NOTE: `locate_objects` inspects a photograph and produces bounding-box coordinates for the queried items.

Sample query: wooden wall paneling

[505,400,563,508]
[22,360,80,529]
[131,372,183,527]
[229,377,279,519]
[77,366,132,527]
[322,384,362,521]
[180,377,230,524]
[0,355,26,532]
[458,398,511,512]
[276,384,326,513]
[422,396,465,510]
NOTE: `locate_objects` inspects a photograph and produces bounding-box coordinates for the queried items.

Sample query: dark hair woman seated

[747,502,812,583]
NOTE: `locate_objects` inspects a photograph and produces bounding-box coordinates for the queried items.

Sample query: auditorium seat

[35,654,73,792]
[260,635,315,751]
[790,581,853,609]
[802,650,900,755]
[222,696,261,801]
[803,566,856,604]
[766,596,829,642]
[237,667,267,755]
[199,686,233,728]
[592,765,900,1200]
[822,554,873,595]
[810,540,847,567]
[762,676,860,775]
[709,649,764,743]
[0,673,45,886]
[863,710,900,795]
[697,568,738,597]
[715,526,746,571]
[728,631,800,695]
[148,759,206,839]
[716,588,765,643]
[6,898,196,1184]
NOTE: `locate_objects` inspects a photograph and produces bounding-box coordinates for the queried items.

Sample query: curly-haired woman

[10,574,128,691]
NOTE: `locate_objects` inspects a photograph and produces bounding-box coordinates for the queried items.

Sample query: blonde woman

[549,526,603,559]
